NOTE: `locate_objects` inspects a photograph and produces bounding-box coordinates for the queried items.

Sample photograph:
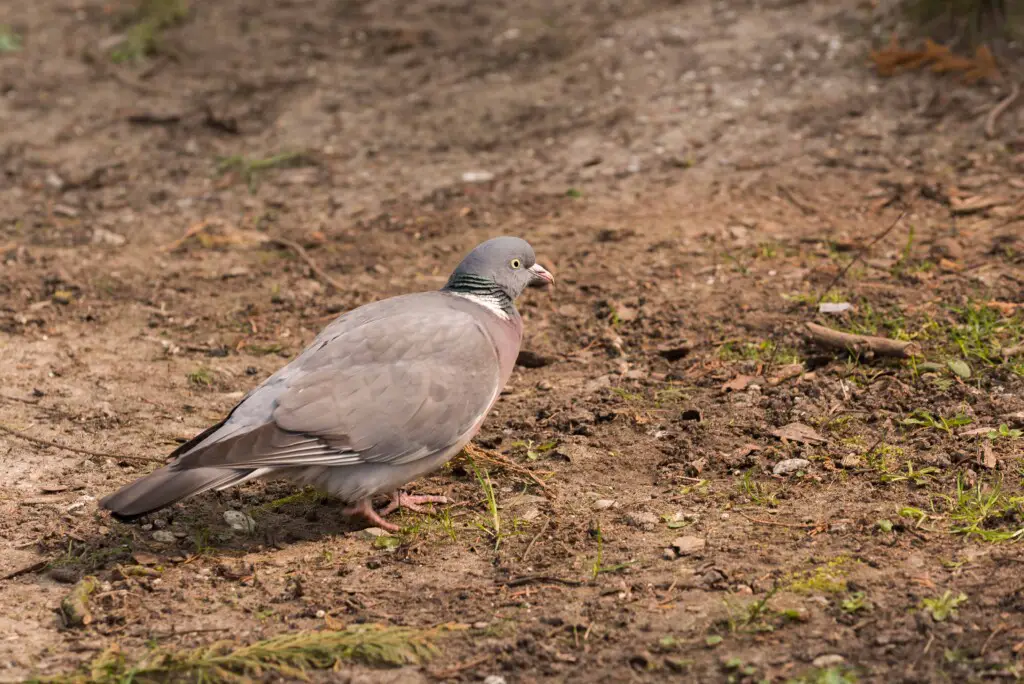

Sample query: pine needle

[34,625,442,684]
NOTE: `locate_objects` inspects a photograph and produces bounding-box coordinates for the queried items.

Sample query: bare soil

[2,0,1024,682]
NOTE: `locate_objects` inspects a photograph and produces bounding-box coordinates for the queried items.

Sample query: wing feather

[173,296,503,471]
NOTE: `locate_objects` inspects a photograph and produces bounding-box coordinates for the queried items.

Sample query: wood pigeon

[100,236,553,531]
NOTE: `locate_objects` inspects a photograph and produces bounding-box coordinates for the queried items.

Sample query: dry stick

[763,210,908,376]
[463,443,552,491]
[269,237,344,293]
[427,654,492,679]
[521,518,551,562]
[0,393,40,405]
[985,82,1021,139]
[1001,344,1024,360]
[805,322,922,359]
[738,511,815,529]
[813,208,907,310]
[0,559,49,582]
[0,424,163,464]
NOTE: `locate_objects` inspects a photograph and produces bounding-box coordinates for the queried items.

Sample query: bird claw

[379,492,449,517]
[343,492,449,532]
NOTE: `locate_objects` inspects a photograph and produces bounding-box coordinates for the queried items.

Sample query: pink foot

[342,498,401,532]
[379,491,450,517]
[342,492,450,532]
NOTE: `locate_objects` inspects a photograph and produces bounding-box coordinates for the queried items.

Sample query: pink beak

[528,263,554,287]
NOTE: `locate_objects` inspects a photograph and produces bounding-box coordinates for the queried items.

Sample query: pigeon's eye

[510,258,521,269]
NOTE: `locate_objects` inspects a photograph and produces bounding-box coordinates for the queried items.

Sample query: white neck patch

[450,291,511,320]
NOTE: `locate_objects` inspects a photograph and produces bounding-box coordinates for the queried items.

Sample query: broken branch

[60,576,98,627]
[269,237,344,293]
[0,424,163,463]
[985,82,1020,139]
[805,322,921,359]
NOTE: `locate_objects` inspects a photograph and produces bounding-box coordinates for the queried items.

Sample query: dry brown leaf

[768,363,805,386]
[870,35,1001,84]
[730,444,762,460]
[986,301,1020,317]
[163,219,270,252]
[722,375,757,392]
[771,422,826,446]
[980,441,996,469]
[949,194,1008,215]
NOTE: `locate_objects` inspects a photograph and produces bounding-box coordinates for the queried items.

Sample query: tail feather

[99,466,254,521]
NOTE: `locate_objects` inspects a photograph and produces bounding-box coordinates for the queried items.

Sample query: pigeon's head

[445,236,553,301]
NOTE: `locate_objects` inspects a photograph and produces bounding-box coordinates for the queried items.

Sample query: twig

[427,654,491,679]
[0,393,40,405]
[462,443,552,491]
[762,210,908,376]
[0,558,49,581]
[981,625,1005,656]
[777,184,815,216]
[738,512,815,529]
[1001,344,1024,360]
[60,576,98,627]
[83,46,174,97]
[985,82,1021,139]
[805,322,921,359]
[151,627,233,639]
[502,574,584,588]
[521,518,551,562]
[814,209,907,309]
[0,424,163,463]
[269,237,344,293]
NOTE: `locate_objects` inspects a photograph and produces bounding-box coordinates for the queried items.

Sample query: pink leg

[342,498,401,533]
[379,491,450,517]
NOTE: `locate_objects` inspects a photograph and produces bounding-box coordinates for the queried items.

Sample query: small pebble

[671,536,706,556]
[623,511,658,531]
[92,228,127,247]
[461,170,495,183]
[223,510,257,533]
[813,654,845,668]
[360,527,390,538]
[47,567,79,584]
[483,677,507,684]
[592,499,616,511]
[773,458,811,476]
[152,530,176,543]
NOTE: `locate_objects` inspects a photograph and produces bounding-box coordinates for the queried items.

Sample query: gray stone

[671,536,706,556]
[223,510,256,533]
[773,458,811,476]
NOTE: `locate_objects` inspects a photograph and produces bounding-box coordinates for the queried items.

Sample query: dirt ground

[2,0,1024,681]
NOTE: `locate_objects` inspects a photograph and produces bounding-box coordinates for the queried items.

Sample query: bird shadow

[37,483,420,581]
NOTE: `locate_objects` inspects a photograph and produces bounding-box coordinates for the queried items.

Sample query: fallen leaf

[516,350,553,368]
[131,551,162,566]
[671,536,706,556]
[986,300,1020,316]
[980,442,996,469]
[730,444,762,460]
[949,194,1007,215]
[767,363,804,386]
[722,375,756,392]
[959,426,995,438]
[657,343,692,361]
[771,422,826,445]
[947,359,971,379]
